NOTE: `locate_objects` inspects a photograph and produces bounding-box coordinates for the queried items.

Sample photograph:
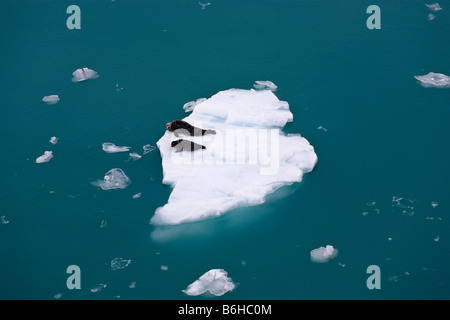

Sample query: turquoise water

[1,0,449,299]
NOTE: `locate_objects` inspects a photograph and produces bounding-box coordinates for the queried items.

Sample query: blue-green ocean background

[0,0,449,299]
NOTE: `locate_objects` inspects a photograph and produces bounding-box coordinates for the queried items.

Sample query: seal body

[171,139,206,152]
[166,120,216,136]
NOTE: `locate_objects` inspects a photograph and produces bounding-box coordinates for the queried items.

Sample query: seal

[171,139,207,152]
[166,120,216,136]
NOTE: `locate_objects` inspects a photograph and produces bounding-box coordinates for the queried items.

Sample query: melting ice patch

[42,95,60,105]
[102,143,130,153]
[72,68,99,82]
[150,88,317,225]
[414,72,450,88]
[110,257,131,271]
[92,168,130,190]
[36,151,53,164]
[310,245,338,263]
[143,144,156,155]
[183,269,235,296]
[253,80,278,92]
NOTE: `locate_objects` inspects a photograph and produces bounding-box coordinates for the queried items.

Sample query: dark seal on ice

[171,139,206,152]
[166,120,216,136]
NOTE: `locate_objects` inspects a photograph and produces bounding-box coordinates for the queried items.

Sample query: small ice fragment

[90,284,107,293]
[338,262,346,268]
[434,235,440,242]
[102,143,130,153]
[100,220,107,228]
[426,3,442,11]
[310,245,338,263]
[387,237,393,241]
[36,151,53,164]
[72,68,99,82]
[110,257,131,271]
[132,192,142,199]
[431,201,439,208]
[317,126,328,132]
[362,211,369,216]
[42,95,60,105]
[253,80,278,91]
[143,144,156,155]
[388,276,400,282]
[129,152,142,160]
[1,216,10,224]
[115,84,123,92]
[183,269,235,296]
[49,137,59,145]
[428,13,436,20]
[92,168,130,190]
[198,2,210,9]
[129,282,136,289]
[161,265,168,271]
[53,293,63,299]
[183,98,207,113]
[414,72,450,88]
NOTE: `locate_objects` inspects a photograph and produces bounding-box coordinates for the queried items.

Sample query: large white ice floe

[92,168,130,190]
[72,67,99,82]
[310,245,338,263]
[414,72,450,88]
[183,269,235,296]
[36,151,53,164]
[42,95,60,105]
[150,87,318,226]
[102,142,131,153]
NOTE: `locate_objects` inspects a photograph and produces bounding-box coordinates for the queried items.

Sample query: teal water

[1,0,449,300]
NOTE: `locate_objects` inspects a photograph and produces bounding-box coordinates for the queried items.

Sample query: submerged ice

[92,168,130,190]
[150,87,318,225]
[183,269,235,296]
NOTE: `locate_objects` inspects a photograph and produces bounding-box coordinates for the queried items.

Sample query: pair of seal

[166,120,216,137]
[171,139,206,152]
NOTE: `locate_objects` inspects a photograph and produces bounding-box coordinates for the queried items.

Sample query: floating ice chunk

[42,95,60,105]
[72,68,99,82]
[183,269,235,296]
[143,144,156,155]
[310,245,338,263]
[317,126,328,132]
[428,13,436,20]
[90,284,107,293]
[183,98,207,113]
[49,137,59,145]
[426,3,442,11]
[253,80,278,91]
[414,72,450,88]
[115,84,123,92]
[129,282,136,289]
[110,257,131,271]
[161,265,168,271]
[431,201,439,208]
[1,216,10,224]
[198,2,210,9]
[53,293,63,299]
[100,220,107,228]
[93,168,130,190]
[132,192,142,199]
[102,143,130,153]
[150,87,317,225]
[36,151,53,164]
[434,235,440,242]
[129,152,142,160]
